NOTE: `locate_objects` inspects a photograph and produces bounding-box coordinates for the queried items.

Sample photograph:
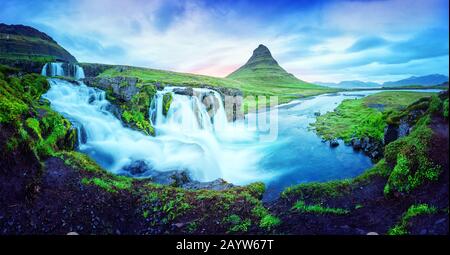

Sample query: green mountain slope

[227,44,320,88]
[226,44,330,103]
[0,23,76,72]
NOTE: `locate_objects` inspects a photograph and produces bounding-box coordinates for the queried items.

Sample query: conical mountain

[227,44,317,89]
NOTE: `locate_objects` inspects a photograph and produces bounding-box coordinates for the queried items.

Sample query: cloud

[346,36,388,52]
[0,0,448,82]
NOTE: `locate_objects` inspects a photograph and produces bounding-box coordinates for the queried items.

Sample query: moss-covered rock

[162,92,172,116]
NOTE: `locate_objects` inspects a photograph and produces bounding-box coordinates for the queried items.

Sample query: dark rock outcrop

[79,63,116,77]
[121,160,234,190]
[350,137,383,160]
[329,139,340,147]
[84,76,141,102]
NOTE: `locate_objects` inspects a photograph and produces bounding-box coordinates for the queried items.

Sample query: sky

[0,0,448,83]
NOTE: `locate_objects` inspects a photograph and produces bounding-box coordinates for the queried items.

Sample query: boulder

[173,87,193,96]
[329,139,339,147]
[182,178,235,191]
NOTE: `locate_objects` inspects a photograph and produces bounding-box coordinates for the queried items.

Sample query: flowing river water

[41,63,440,200]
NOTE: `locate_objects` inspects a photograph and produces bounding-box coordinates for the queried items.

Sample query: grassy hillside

[0,24,76,73]
[227,44,332,103]
[312,91,436,142]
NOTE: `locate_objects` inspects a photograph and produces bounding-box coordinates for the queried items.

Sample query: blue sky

[0,0,448,82]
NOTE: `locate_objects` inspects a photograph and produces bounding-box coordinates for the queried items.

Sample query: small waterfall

[149,87,230,135]
[41,62,85,80]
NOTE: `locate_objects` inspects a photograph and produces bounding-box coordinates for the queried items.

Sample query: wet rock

[351,138,362,150]
[329,139,339,147]
[122,160,152,176]
[173,87,193,96]
[384,124,399,145]
[83,76,140,101]
[398,119,410,138]
[182,178,235,191]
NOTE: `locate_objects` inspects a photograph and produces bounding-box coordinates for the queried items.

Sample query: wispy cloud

[0,0,448,82]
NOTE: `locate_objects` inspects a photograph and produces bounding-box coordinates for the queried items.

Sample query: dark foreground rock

[121,160,234,190]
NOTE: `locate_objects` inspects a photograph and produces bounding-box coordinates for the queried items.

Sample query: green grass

[312,92,435,142]
[223,214,252,233]
[97,65,334,108]
[259,214,281,230]
[384,115,442,195]
[81,176,133,193]
[388,204,437,235]
[291,200,349,215]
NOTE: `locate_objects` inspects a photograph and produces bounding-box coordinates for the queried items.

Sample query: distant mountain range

[316,74,449,88]
[315,80,381,88]
[382,74,449,87]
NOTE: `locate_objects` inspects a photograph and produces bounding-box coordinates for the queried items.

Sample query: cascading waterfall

[41,64,270,184]
[150,87,229,134]
[41,62,85,79]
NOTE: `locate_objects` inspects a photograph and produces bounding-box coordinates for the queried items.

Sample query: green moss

[162,92,172,116]
[119,85,156,136]
[292,200,349,215]
[384,115,442,195]
[142,187,192,223]
[58,151,104,174]
[388,204,437,235]
[81,176,133,193]
[35,109,74,157]
[186,221,198,233]
[122,110,155,136]
[443,98,448,119]
[26,118,42,140]
[223,214,252,233]
[259,214,281,230]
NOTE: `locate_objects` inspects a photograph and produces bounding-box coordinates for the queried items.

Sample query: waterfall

[41,62,85,80]
[41,65,271,184]
[149,87,229,135]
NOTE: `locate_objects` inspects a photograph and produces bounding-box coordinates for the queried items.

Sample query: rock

[122,160,152,176]
[366,232,378,235]
[351,138,362,150]
[67,232,79,235]
[173,223,185,228]
[182,178,235,191]
[314,112,321,116]
[173,87,193,96]
[83,76,140,101]
[329,139,339,147]
[384,124,399,145]
[398,119,410,138]
[370,150,379,159]
[434,218,446,225]
[200,92,220,117]
[438,90,448,100]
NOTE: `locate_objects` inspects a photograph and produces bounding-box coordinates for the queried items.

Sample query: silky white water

[42,64,270,184]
